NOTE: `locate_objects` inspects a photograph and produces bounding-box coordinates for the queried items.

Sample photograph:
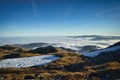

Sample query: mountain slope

[82,42,120,57]
[0,42,120,80]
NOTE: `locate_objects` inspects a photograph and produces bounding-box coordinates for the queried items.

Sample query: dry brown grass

[85,61,120,72]
[0,45,41,59]
[0,46,120,80]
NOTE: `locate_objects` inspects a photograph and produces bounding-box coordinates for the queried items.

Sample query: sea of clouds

[0,35,120,51]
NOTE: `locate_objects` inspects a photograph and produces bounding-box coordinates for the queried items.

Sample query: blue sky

[0,0,120,37]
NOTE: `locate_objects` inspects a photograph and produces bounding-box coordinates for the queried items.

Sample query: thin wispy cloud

[84,6,120,23]
[95,6,120,17]
[31,0,37,15]
[62,5,73,26]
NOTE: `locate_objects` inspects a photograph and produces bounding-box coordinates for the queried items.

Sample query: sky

[0,0,120,37]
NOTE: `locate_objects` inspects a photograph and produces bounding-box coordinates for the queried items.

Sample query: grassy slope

[0,45,120,80]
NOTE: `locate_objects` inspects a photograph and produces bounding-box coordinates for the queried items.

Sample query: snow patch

[82,46,120,57]
[0,55,59,68]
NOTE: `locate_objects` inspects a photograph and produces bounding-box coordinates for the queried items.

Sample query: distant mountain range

[14,43,48,49]
[69,35,120,40]
[0,35,119,51]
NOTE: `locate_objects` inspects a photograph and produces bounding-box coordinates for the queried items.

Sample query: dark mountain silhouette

[69,35,120,41]
[58,47,76,52]
[30,46,57,54]
[77,45,101,53]
[107,42,120,48]
[14,43,48,49]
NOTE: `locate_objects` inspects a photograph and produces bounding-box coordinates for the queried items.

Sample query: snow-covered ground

[82,45,120,57]
[0,55,59,68]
